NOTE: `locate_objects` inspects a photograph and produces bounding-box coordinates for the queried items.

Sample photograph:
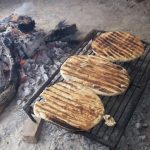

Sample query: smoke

[14,2,35,15]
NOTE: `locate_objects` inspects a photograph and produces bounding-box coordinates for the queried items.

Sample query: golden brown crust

[33,81,104,131]
[91,32,144,62]
[60,55,130,96]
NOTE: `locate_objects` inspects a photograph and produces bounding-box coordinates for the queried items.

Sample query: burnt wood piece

[17,16,35,33]
[45,22,77,43]
[0,37,19,106]
[59,33,83,48]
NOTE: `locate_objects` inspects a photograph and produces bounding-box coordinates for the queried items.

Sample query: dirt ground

[0,0,150,150]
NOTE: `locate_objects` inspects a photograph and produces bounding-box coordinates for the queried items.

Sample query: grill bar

[23,30,150,149]
[97,45,150,139]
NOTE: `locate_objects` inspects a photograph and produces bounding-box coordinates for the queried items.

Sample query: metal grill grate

[23,30,150,149]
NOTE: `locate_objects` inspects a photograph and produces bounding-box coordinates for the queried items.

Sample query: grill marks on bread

[60,55,130,96]
[34,31,141,130]
[34,81,104,130]
[91,32,144,62]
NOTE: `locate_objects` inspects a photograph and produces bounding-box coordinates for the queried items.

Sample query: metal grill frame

[23,30,150,149]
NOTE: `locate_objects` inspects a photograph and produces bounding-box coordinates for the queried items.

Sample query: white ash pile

[17,41,72,106]
[0,14,77,107]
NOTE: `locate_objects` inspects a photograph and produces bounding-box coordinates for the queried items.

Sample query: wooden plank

[22,115,43,143]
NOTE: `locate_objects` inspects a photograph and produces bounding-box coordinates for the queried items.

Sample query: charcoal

[17,16,35,33]
[60,34,81,47]
[45,21,77,43]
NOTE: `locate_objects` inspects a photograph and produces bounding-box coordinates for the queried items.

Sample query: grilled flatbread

[60,55,130,96]
[34,81,104,131]
[91,32,144,62]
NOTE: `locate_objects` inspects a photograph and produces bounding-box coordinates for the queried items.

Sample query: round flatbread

[60,55,130,96]
[34,81,104,131]
[91,32,144,62]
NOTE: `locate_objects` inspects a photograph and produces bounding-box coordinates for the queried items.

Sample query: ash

[0,14,74,106]
[16,39,72,106]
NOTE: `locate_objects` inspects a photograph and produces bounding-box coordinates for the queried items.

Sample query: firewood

[45,21,77,43]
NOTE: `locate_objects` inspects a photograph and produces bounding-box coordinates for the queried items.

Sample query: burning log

[0,38,19,106]
[45,20,77,43]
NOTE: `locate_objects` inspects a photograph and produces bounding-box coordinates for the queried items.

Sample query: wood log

[0,37,19,107]
[45,21,77,43]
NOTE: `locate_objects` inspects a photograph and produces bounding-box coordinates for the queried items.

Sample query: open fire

[0,14,77,107]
